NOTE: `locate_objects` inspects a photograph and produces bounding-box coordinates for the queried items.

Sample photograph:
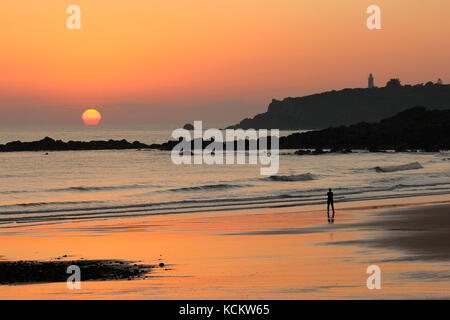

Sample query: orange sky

[0,0,449,125]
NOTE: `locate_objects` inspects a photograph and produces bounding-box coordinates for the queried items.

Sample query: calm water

[0,126,449,227]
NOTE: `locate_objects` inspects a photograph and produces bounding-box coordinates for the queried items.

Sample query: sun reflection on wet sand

[0,195,449,299]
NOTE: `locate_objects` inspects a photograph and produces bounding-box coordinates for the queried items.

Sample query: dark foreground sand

[231,203,450,262]
[333,204,450,262]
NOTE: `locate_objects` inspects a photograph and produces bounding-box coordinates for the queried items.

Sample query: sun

[82,109,102,125]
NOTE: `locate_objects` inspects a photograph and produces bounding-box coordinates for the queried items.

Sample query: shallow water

[0,126,449,227]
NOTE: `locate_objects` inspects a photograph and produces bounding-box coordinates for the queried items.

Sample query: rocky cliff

[228,83,450,129]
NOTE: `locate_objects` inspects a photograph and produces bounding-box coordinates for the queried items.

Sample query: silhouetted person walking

[327,188,335,223]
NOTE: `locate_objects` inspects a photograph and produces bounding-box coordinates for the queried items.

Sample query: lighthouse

[368,73,375,88]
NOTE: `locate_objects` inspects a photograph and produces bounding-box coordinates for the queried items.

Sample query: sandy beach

[1,0,450,306]
[0,193,449,299]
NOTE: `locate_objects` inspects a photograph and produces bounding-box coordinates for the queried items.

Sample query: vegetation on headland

[227,80,450,130]
[278,107,450,152]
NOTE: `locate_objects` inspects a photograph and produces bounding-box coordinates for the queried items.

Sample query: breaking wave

[375,162,423,173]
[166,184,245,192]
[269,173,316,182]
[50,184,154,192]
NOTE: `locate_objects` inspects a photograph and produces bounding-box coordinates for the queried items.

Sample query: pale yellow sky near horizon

[0,0,449,124]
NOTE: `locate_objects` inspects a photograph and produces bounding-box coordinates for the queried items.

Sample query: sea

[0,125,449,227]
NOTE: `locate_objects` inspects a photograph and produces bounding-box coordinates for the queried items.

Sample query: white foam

[375,161,423,173]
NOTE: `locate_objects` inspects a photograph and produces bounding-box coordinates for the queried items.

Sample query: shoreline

[1,189,450,230]
[0,193,449,298]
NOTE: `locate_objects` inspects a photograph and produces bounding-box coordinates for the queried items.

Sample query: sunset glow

[0,0,449,125]
[82,109,101,125]
[0,0,449,302]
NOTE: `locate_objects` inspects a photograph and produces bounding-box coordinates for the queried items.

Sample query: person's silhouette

[327,188,335,223]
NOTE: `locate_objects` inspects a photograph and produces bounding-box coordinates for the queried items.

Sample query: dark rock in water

[147,107,450,152]
[183,123,194,130]
[294,149,312,155]
[330,147,352,154]
[0,259,156,284]
[0,137,151,152]
[312,148,325,155]
[422,147,440,153]
[159,262,165,267]
[277,107,450,151]
[2,107,448,154]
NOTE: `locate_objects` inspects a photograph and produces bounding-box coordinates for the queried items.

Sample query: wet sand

[0,194,449,299]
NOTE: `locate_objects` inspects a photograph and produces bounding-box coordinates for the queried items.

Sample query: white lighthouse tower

[368,73,375,88]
